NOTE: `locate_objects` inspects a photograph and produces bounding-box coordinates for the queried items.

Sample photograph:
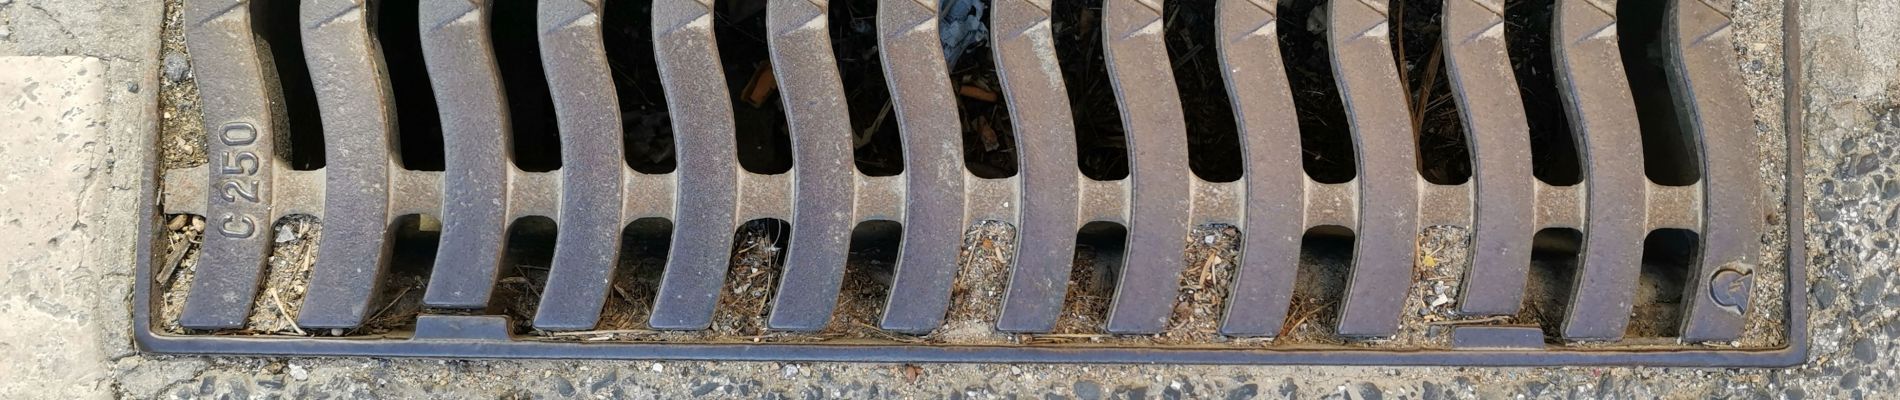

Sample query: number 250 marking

[219,180,261,203]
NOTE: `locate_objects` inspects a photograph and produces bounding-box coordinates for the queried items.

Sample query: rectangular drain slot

[138,0,1803,366]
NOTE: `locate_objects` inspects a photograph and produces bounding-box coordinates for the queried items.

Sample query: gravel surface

[5,0,1896,398]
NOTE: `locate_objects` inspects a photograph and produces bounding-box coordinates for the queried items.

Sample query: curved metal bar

[179,0,283,330]
[1443,0,1536,316]
[417,0,515,310]
[1212,0,1305,337]
[1328,0,1419,338]
[646,0,743,330]
[1669,0,1760,342]
[991,0,1082,333]
[873,0,972,334]
[296,0,400,329]
[760,0,858,332]
[533,0,629,331]
[1552,0,1647,340]
[1099,0,1192,335]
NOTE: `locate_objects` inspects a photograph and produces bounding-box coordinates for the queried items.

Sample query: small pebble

[288,364,308,381]
[274,224,297,243]
[163,53,190,83]
[1074,381,1103,400]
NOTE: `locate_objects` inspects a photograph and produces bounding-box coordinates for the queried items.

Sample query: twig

[1199,254,1222,289]
[1429,315,1513,326]
[362,286,414,327]
[859,101,894,148]
[270,290,307,336]
[158,240,194,285]
[547,329,659,337]
[613,284,640,307]
[511,264,542,300]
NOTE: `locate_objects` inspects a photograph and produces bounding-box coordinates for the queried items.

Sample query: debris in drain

[158,214,205,334]
[246,216,321,336]
[496,264,547,334]
[551,230,667,341]
[352,274,426,336]
[139,0,1792,364]
[1278,232,1351,345]
[1159,225,1242,343]
[713,219,785,337]
[1043,226,1118,340]
[1392,0,1472,185]
[1385,225,1474,347]
[931,221,1017,341]
[938,0,988,67]
[345,216,437,337]
[156,1,205,170]
[819,240,898,340]
[1030,225,1261,346]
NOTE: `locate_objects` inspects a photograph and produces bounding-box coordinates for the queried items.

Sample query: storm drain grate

[136,0,1806,366]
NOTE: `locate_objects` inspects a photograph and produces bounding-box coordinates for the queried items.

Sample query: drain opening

[832,221,901,335]
[1391,0,1471,185]
[1053,0,1130,181]
[245,215,321,335]
[832,0,905,177]
[1278,0,1356,184]
[1282,225,1354,341]
[595,218,673,333]
[1618,0,1701,187]
[1164,0,1243,183]
[715,218,790,336]
[376,0,446,171]
[1167,224,1242,341]
[253,0,325,170]
[1629,228,1699,337]
[1399,225,1468,347]
[1525,227,1582,338]
[717,1,795,175]
[493,216,557,333]
[354,214,439,336]
[605,0,679,174]
[1052,221,1127,334]
[491,1,563,172]
[156,215,206,334]
[1504,0,1582,186]
[937,221,1017,340]
[946,1,1019,179]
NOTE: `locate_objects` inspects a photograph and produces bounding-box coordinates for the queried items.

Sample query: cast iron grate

[136,0,1805,366]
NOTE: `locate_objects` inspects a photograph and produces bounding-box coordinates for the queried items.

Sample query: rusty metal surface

[1441,0,1535,317]
[142,0,1798,365]
[1327,0,1419,338]
[1551,0,1649,341]
[295,0,397,329]
[990,0,1080,333]
[1669,0,1761,342]
[177,0,281,330]
[872,0,972,334]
